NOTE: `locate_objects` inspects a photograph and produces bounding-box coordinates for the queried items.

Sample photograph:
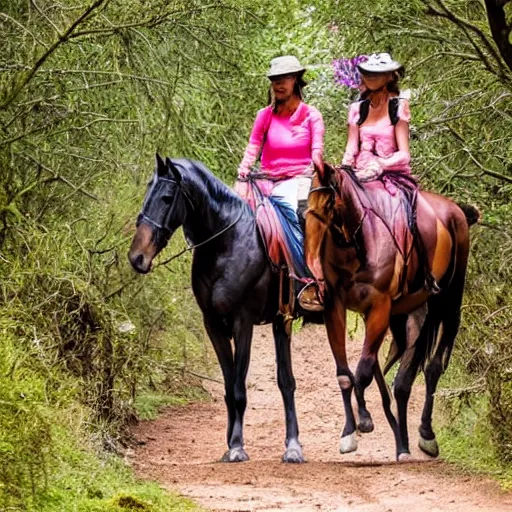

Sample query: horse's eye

[162,196,173,205]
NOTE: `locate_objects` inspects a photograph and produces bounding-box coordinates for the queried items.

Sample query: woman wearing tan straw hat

[235,55,326,310]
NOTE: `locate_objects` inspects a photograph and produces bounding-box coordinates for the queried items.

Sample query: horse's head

[128,154,187,274]
[308,162,340,220]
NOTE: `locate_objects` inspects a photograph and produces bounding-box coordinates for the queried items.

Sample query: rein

[308,185,334,195]
[156,209,245,269]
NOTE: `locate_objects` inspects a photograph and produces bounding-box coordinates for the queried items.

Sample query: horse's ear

[316,162,332,186]
[166,157,182,184]
[155,153,166,177]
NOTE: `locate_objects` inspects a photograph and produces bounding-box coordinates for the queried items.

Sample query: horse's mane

[325,163,364,193]
[170,158,252,218]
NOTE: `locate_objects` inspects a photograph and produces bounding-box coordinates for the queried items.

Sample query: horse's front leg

[353,294,391,434]
[355,296,406,460]
[220,314,254,462]
[324,297,358,454]
[273,315,304,463]
[204,316,238,461]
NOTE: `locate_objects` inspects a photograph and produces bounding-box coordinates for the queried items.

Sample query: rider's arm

[341,103,360,167]
[309,107,325,173]
[377,99,411,170]
[238,108,269,177]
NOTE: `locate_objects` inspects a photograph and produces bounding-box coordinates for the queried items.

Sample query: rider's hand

[234,179,249,198]
[341,155,355,167]
[238,167,249,179]
[358,160,382,181]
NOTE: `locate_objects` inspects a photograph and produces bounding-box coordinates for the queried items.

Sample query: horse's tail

[457,203,481,226]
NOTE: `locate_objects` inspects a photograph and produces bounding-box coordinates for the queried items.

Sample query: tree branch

[20,154,100,200]
[0,12,48,47]
[48,117,138,138]
[447,125,512,184]
[68,3,224,39]
[424,0,511,82]
[0,0,109,111]
[31,0,62,36]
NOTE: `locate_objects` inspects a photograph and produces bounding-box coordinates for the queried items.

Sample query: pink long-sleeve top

[343,98,411,173]
[239,102,325,179]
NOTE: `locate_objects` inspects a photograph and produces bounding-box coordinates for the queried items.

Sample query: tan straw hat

[267,55,306,78]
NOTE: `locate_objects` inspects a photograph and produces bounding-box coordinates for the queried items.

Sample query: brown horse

[305,164,479,461]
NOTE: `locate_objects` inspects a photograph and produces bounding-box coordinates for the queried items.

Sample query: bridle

[306,167,367,247]
[136,174,243,257]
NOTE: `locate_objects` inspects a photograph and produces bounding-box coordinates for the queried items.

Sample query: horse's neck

[339,178,365,237]
[182,176,243,246]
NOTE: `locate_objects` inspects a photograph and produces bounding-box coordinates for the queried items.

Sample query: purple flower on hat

[332,55,369,89]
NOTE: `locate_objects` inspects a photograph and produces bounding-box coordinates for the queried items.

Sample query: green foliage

[0,328,200,510]
[436,393,512,483]
[0,334,54,506]
[453,225,512,464]
[37,451,199,511]
[0,0,251,506]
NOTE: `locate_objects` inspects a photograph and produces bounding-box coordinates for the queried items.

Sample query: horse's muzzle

[128,251,152,274]
[128,223,157,274]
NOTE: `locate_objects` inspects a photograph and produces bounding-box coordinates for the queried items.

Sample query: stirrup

[298,282,324,312]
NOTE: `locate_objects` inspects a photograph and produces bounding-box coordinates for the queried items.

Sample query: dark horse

[129,155,304,463]
[305,164,479,460]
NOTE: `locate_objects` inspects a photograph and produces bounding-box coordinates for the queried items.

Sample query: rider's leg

[407,187,440,295]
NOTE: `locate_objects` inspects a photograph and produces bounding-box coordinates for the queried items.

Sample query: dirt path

[128,324,512,511]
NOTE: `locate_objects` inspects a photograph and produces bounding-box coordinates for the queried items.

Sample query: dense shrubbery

[0,0,256,507]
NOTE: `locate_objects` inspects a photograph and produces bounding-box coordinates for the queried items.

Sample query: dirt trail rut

[129,324,512,511]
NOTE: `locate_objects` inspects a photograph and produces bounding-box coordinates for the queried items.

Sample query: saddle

[236,175,309,330]
[331,166,438,297]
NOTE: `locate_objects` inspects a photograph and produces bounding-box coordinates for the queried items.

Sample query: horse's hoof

[339,432,358,454]
[283,447,304,463]
[282,439,304,463]
[397,452,412,462]
[418,436,439,458]
[221,447,249,462]
[358,417,374,433]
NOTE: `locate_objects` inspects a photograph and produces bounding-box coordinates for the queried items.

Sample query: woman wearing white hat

[342,52,410,179]
[235,55,326,309]
[339,52,439,293]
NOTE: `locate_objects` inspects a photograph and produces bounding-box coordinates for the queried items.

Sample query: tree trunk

[484,0,512,72]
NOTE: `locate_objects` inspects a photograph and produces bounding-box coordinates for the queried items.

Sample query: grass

[0,328,203,511]
[134,385,209,421]
[434,360,512,490]
[35,447,199,512]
